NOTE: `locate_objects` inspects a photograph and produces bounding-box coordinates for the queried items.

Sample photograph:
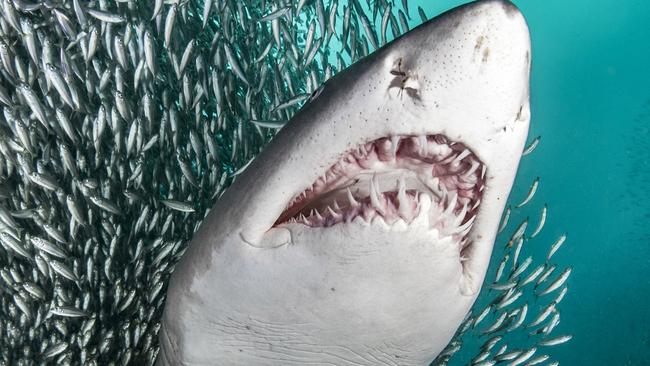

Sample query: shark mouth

[275,134,486,251]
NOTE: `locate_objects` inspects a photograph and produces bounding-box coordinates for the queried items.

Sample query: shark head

[159,0,531,364]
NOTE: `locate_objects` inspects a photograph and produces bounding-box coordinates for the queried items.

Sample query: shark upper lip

[275,133,486,250]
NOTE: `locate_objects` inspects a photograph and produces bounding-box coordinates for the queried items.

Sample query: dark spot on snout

[516,105,523,120]
[475,36,485,51]
[405,87,422,102]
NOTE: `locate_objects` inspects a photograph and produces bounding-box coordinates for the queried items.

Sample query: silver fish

[508,347,537,366]
[522,136,541,156]
[45,63,74,108]
[50,305,89,318]
[30,235,67,258]
[515,177,539,208]
[547,234,567,261]
[161,199,195,213]
[498,206,511,234]
[18,83,48,130]
[538,267,572,296]
[0,232,30,258]
[520,264,546,287]
[527,303,555,328]
[259,6,290,22]
[86,8,125,23]
[537,334,572,347]
[530,204,547,238]
[49,259,79,282]
[223,42,249,85]
[164,5,177,46]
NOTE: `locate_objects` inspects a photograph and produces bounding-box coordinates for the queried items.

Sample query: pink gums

[275,134,485,245]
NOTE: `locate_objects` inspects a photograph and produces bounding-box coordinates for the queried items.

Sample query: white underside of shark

[158,0,531,364]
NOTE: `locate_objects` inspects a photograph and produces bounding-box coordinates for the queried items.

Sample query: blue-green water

[505,0,650,364]
[437,0,650,364]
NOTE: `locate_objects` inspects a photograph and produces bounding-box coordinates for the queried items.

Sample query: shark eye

[275,134,485,249]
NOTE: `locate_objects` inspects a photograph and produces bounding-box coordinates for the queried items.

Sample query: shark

[158,0,531,365]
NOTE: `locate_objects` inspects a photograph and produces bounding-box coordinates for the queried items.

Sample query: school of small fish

[0,0,571,364]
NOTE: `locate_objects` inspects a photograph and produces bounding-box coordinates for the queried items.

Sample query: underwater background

[0,0,647,365]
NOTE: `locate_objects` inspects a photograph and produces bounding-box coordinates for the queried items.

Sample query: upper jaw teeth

[278,134,485,242]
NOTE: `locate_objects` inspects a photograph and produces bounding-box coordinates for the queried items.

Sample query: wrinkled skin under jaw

[276,134,486,265]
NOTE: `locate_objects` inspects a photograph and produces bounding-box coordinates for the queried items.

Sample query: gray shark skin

[158,1,531,365]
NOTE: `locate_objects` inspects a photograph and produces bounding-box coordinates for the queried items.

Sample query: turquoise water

[438,0,650,364]
[503,0,650,364]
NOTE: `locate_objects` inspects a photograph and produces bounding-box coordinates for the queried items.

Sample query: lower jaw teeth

[279,135,485,238]
[289,185,477,242]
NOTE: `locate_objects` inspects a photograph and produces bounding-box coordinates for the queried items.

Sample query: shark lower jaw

[275,133,485,257]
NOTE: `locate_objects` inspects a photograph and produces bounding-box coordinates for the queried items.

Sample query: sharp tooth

[453,201,468,227]
[451,149,471,166]
[344,210,356,223]
[481,164,487,179]
[299,213,307,224]
[396,175,411,219]
[346,187,359,207]
[460,238,470,250]
[360,144,368,156]
[372,215,389,229]
[418,135,427,155]
[462,159,480,180]
[413,193,432,226]
[443,191,458,217]
[392,219,408,231]
[314,209,323,221]
[391,136,400,156]
[333,200,340,211]
[428,177,444,198]
[369,174,385,215]
[326,206,341,220]
[397,175,407,198]
[472,198,481,211]
[353,215,367,225]
[455,215,476,235]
